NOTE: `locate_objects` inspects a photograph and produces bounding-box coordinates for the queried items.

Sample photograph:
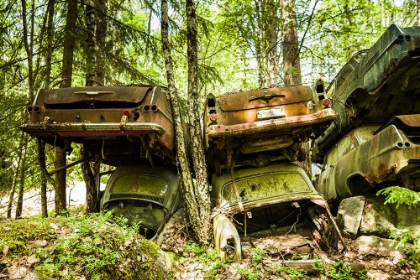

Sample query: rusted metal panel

[218,86,313,111]
[42,86,151,105]
[315,24,420,159]
[204,84,335,173]
[319,124,420,201]
[21,85,176,165]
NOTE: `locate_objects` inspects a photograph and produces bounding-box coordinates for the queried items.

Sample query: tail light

[323,98,331,107]
[123,110,130,117]
[210,113,217,122]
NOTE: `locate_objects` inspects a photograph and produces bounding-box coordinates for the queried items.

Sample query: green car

[101,163,184,240]
[211,162,342,261]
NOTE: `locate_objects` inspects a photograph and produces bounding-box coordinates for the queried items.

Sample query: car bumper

[206,108,335,138]
[20,122,165,138]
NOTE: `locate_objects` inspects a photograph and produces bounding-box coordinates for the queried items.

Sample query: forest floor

[0,184,419,279]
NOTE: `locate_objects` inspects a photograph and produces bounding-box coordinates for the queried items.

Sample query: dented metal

[315,24,420,160]
[204,83,335,173]
[21,85,176,165]
[211,162,344,261]
[101,163,183,239]
[317,122,420,201]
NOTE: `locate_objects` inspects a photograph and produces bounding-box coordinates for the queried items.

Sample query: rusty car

[203,81,335,174]
[314,24,420,162]
[21,85,175,165]
[211,162,345,261]
[100,162,184,241]
[317,121,420,201]
[313,24,420,202]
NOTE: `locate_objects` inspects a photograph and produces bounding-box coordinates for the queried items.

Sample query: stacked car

[314,24,420,202]
[21,85,185,241]
[203,82,344,261]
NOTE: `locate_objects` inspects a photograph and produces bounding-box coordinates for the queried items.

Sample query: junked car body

[318,118,420,201]
[212,162,344,261]
[101,163,184,240]
[21,85,175,165]
[314,24,420,161]
[203,82,335,173]
[314,24,420,202]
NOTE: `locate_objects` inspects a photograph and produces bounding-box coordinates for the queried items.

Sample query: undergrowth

[0,211,168,279]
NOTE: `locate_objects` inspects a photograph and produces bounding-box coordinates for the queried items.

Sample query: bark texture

[85,0,97,86]
[186,0,212,245]
[61,0,77,88]
[54,145,68,214]
[161,0,211,245]
[37,140,48,218]
[281,0,302,86]
[81,145,100,213]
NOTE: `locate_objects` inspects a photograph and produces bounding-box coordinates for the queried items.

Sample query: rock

[336,196,365,239]
[24,271,43,280]
[352,235,407,263]
[156,250,173,271]
[360,196,420,237]
[9,266,28,279]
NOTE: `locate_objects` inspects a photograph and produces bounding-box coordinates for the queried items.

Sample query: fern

[376,186,420,208]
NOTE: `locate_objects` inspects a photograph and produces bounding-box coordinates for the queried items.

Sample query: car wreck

[314,24,420,201]
[211,162,345,261]
[204,83,344,262]
[317,122,420,201]
[21,85,176,165]
[203,81,335,174]
[100,163,184,241]
[314,24,420,161]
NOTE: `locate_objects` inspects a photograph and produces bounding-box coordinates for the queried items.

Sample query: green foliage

[312,256,325,274]
[237,266,264,280]
[270,264,307,279]
[325,261,355,280]
[0,212,169,279]
[377,186,420,208]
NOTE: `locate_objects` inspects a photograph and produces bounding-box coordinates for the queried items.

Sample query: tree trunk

[7,131,25,218]
[281,0,302,86]
[94,0,107,85]
[83,0,107,212]
[61,0,77,88]
[38,139,48,218]
[15,135,28,219]
[85,0,97,86]
[186,0,212,245]
[7,170,18,219]
[161,0,211,245]
[44,0,55,89]
[265,0,279,87]
[417,0,420,26]
[81,145,100,213]
[55,144,68,215]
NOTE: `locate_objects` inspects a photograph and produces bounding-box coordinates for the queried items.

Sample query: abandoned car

[317,121,420,201]
[314,24,420,162]
[313,24,420,202]
[100,163,184,240]
[21,85,175,165]
[203,81,335,174]
[211,162,344,261]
